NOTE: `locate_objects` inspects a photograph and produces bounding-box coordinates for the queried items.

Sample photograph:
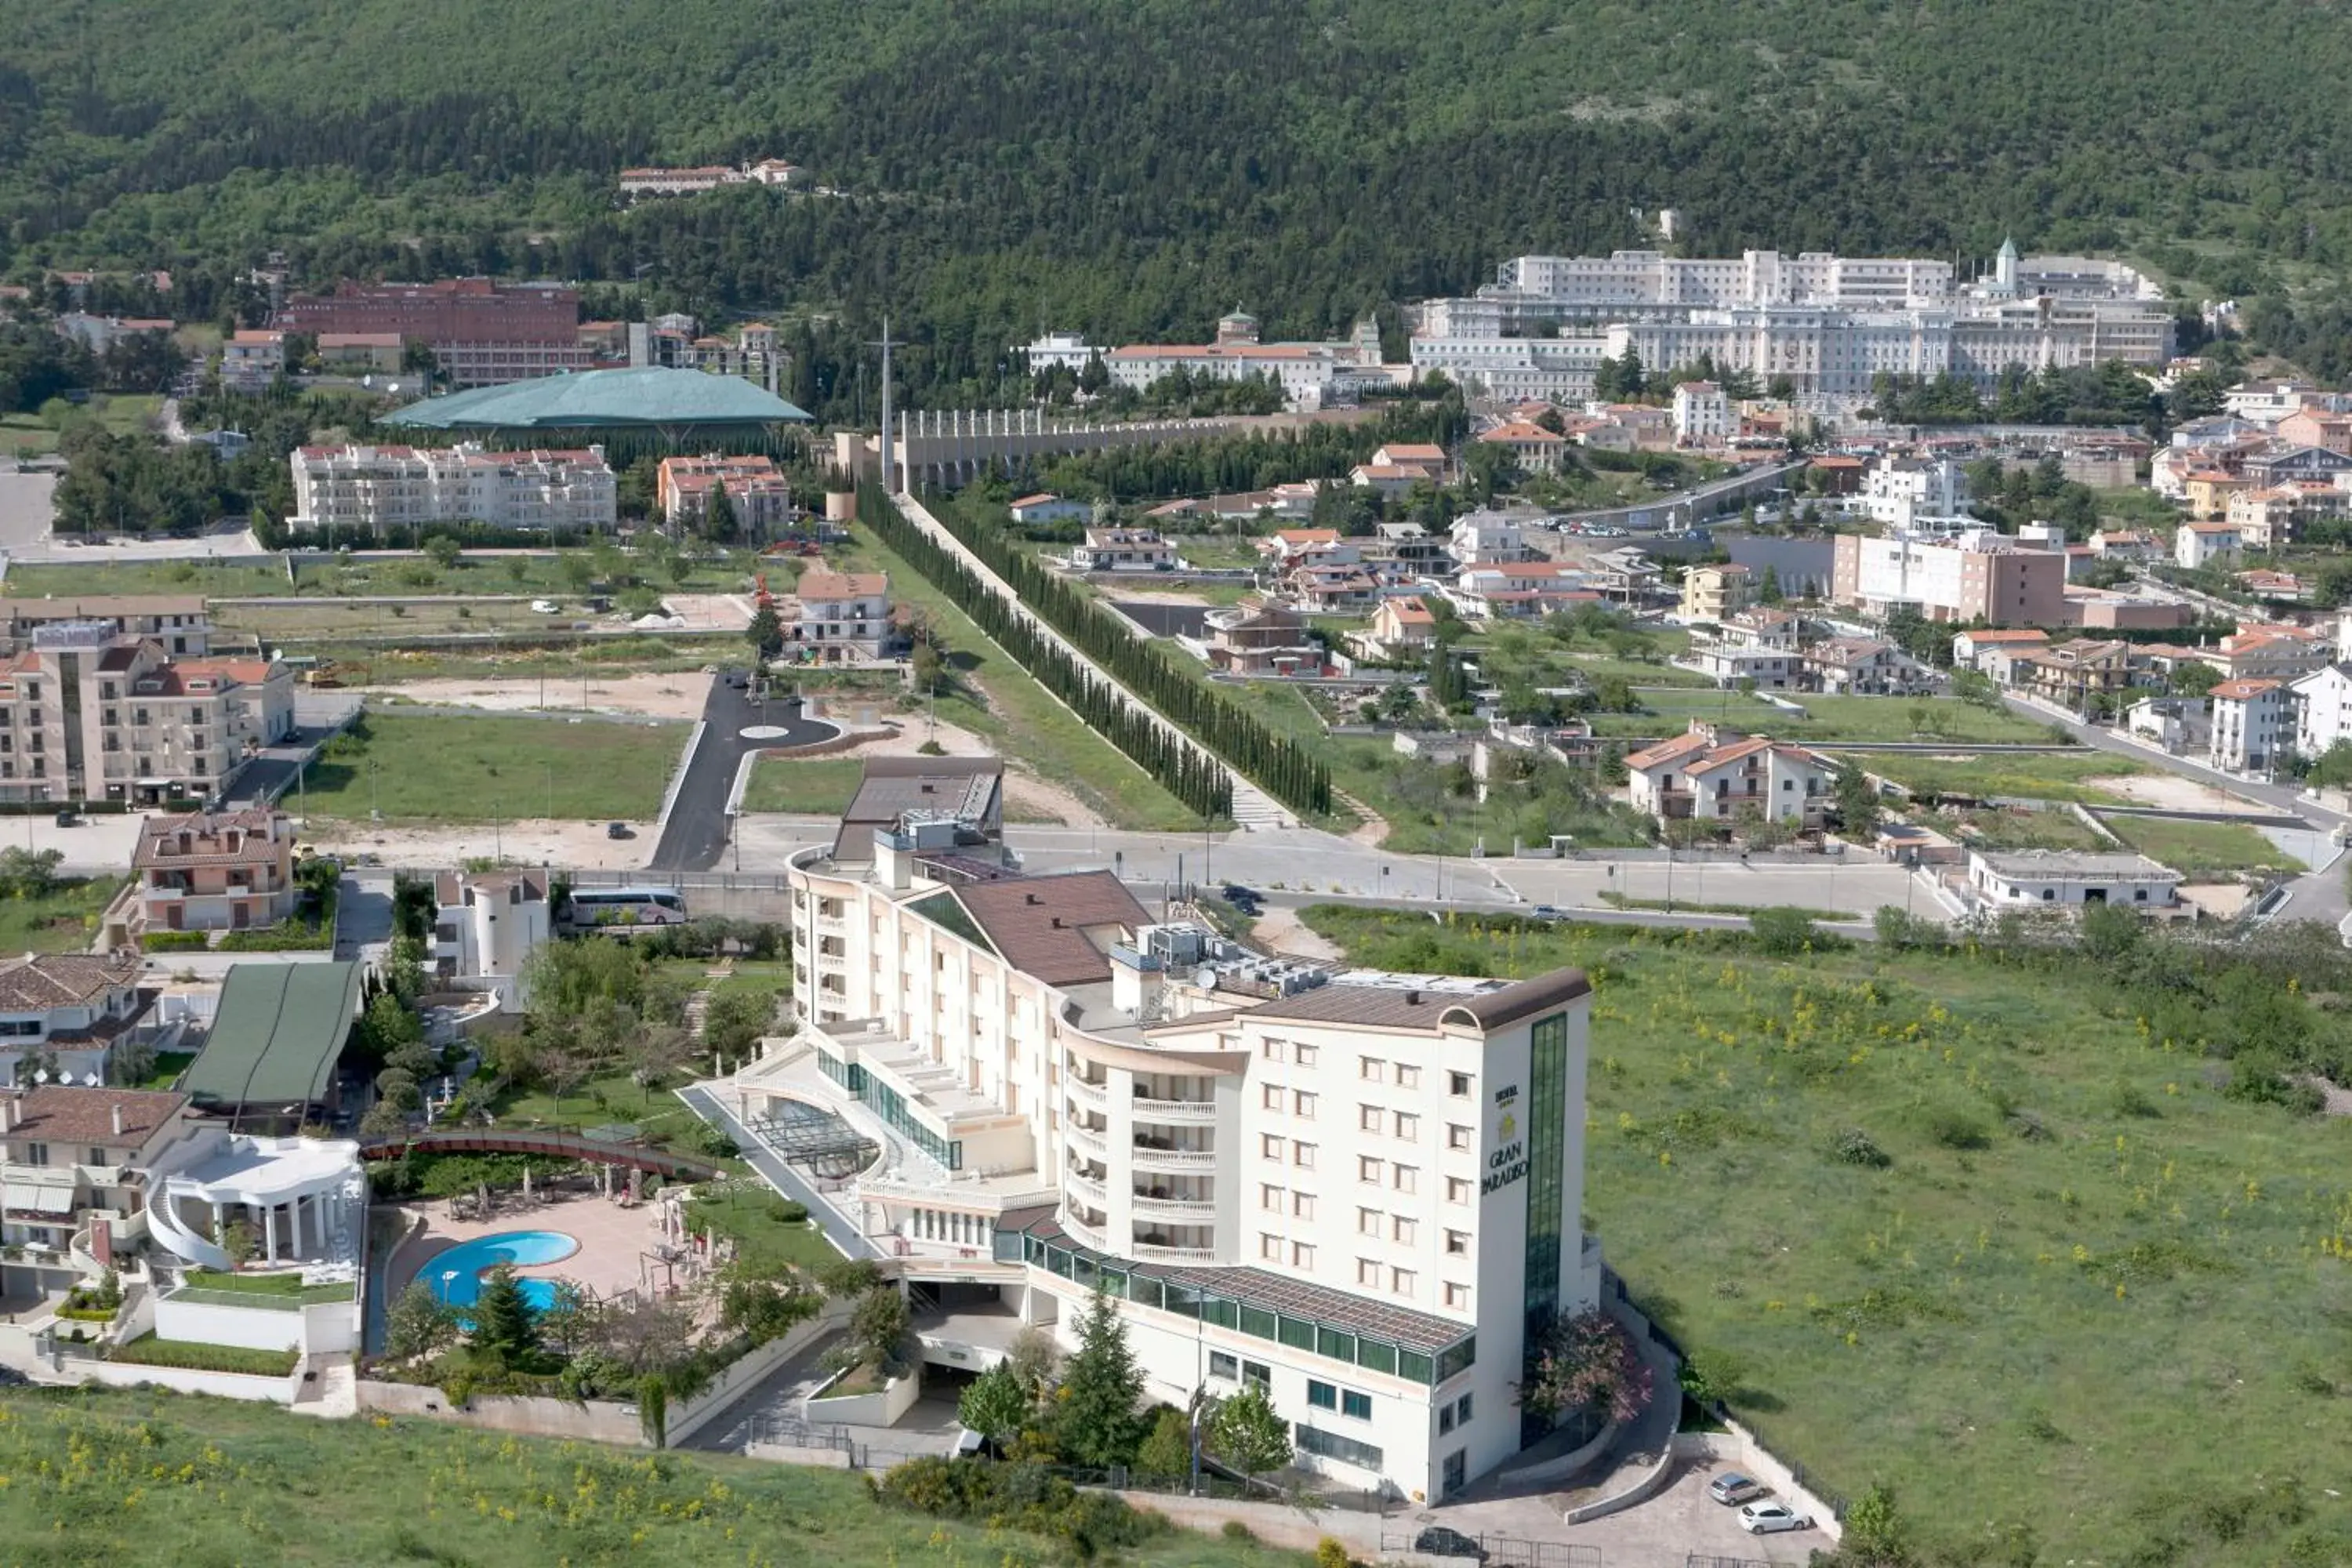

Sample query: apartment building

[1107,311,1383,410]
[0,597,209,655]
[658,453,795,536]
[2290,663,2352,759]
[219,329,286,391]
[772,770,1599,1499]
[1806,637,1928,695]
[2209,677,2294,774]
[290,444,616,534]
[1677,563,1753,622]
[0,627,290,804]
[0,952,151,1089]
[0,1085,194,1279]
[131,810,299,935]
[277,278,588,386]
[1862,458,1969,528]
[1671,380,1729,445]
[1830,528,2067,625]
[1623,726,1835,826]
[1069,528,1178,572]
[782,571,895,664]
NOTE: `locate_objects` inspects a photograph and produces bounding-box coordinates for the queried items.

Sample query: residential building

[1671,381,1730,445]
[1356,597,1439,658]
[2208,677,2293,773]
[2228,483,2347,551]
[783,572,895,664]
[1966,851,2180,910]
[1202,599,1325,677]
[1951,627,2049,672]
[1371,443,1449,473]
[277,278,589,387]
[1069,528,1178,573]
[1677,563,1752,623]
[1450,564,1598,621]
[1475,421,1570,474]
[2125,696,2211,754]
[2241,443,2352,488]
[0,953,151,1089]
[1259,529,1357,571]
[1830,528,2066,625]
[1584,546,1665,607]
[1715,608,1805,651]
[2089,528,2164,562]
[1447,514,1530,568]
[1010,494,1094,526]
[1862,458,1969,528]
[1351,462,1439,499]
[2213,625,2331,683]
[1285,564,1381,615]
[0,1085,196,1283]
[2223,380,2318,425]
[0,627,291,804]
[2235,568,2311,604]
[2276,407,2352,456]
[0,597,209,655]
[1622,725,1835,826]
[657,454,793,537]
[131,810,299,935]
[2183,471,2252,521]
[776,778,1601,1500]
[316,332,402,371]
[429,871,553,1012]
[1806,637,1927,695]
[1364,523,1453,576]
[2015,638,2135,710]
[292,444,616,534]
[2173,521,2242,570]
[219,329,285,392]
[1680,641,1801,690]
[2291,664,2352,759]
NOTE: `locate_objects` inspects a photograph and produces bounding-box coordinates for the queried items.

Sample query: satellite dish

[32,1069,48,1084]
[1194,966,1219,990]
[82,1073,100,1087]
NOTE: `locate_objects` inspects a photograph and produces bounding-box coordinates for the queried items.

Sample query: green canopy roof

[182,963,365,1112]
[382,367,812,430]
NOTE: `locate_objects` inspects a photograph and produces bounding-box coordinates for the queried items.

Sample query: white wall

[804,1364,921,1426]
[45,1357,293,1404]
[154,1295,304,1352]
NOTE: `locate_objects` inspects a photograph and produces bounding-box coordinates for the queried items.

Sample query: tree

[221,1218,257,1269]
[1054,1288,1148,1466]
[383,1280,460,1363]
[1834,762,1882,838]
[717,1271,821,1343]
[2169,659,2220,699]
[909,638,946,695]
[1518,1309,1653,1428]
[423,534,462,569]
[747,604,783,659]
[2308,738,2352,789]
[956,1360,1033,1453]
[1208,1383,1292,1487]
[702,986,780,1062]
[1135,1405,1193,1479]
[702,483,739,544]
[1757,563,1784,605]
[0,846,64,899]
[472,1263,543,1367]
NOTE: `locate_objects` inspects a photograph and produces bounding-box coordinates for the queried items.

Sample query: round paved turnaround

[739,724,798,741]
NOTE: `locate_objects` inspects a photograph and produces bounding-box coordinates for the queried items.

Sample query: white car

[531,599,560,614]
[1738,1501,1812,1534]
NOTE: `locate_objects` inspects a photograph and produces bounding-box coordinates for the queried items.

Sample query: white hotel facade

[289,442,618,534]
[760,768,1597,1501]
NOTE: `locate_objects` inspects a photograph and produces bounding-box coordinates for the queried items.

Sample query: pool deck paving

[386,1189,711,1306]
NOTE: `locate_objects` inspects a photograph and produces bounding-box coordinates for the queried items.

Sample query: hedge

[139,931,210,952]
[107,1334,298,1377]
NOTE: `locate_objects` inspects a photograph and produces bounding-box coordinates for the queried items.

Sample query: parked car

[1412,1526,1488,1562]
[1738,1501,1813,1534]
[1529,904,1563,920]
[1708,1473,1766,1505]
[530,599,560,613]
[606,822,633,840]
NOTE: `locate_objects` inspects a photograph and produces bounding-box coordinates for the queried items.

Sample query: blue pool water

[425,1230,579,1313]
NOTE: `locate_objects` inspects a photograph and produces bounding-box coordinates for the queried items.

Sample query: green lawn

[1324,736,1650,856]
[839,532,1203,830]
[179,1269,352,1305]
[3,559,299,599]
[0,877,122,953]
[0,395,157,458]
[1593,692,2065,744]
[1302,904,2352,1566]
[740,757,866,816]
[2101,814,2298,876]
[1850,752,2149,805]
[2,547,757,603]
[686,1181,842,1273]
[296,713,685,823]
[0,1388,1316,1568]
[1947,808,2111,853]
[303,636,724,686]
[136,1051,198,1091]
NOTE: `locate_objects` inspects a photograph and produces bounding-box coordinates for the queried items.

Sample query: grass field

[1324,736,1650,855]
[0,1388,1314,1568]
[0,394,159,458]
[2101,814,2299,875]
[1303,904,2352,1566]
[840,532,1203,831]
[304,636,724,686]
[0,876,124,953]
[1947,807,2110,853]
[297,713,684,822]
[1,547,754,602]
[1592,691,2066,744]
[1851,751,2150,805]
[739,757,865,816]
[3,558,299,599]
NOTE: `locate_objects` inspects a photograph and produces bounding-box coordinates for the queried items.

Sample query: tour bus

[564,886,689,931]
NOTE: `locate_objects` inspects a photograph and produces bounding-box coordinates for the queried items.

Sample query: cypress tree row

[860,481,1236,822]
[862,483,1334,818]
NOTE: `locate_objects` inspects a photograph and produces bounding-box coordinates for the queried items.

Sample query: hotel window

[1445,1229,1470,1257]
[1359,1207,1380,1236]
[1261,1040,1283,1062]
[1395,1065,1420,1091]
[1307,1380,1337,1410]
[1446,1123,1472,1152]
[1359,1257,1381,1286]
[1263,1085,1283,1111]
[1261,1184,1283,1212]
[1445,1282,1472,1310]
[1342,1390,1373,1421]
[1294,1091,1317,1120]
[1293,1241,1316,1269]
[1454,1392,1474,1423]
[1293,1142,1316,1170]
[1359,1104,1382,1132]
[1359,1056,1383,1081]
[1294,1044,1318,1069]
[1261,1233,1283,1261]
[1439,1404,1456,1434]
[1392,1216,1417,1246]
[1210,1352,1239,1381]
[1291,1192,1316,1221]
[1243,1361,1270,1390]
[1261,1134,1284,1161]
[1394,1112,1418,1140]
[1359,1156,1382,1184]
[1391,1267,1417,1298]
[1394,1165,1417,1194]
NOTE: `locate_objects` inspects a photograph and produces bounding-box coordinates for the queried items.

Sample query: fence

[1380,1531,1600,1567]
[1688,1556,1775,1568]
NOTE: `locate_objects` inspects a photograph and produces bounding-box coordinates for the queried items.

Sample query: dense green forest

[9,0,2352,408]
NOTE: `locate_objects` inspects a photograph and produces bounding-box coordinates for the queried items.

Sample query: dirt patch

[1102,587,1221,607]
[1250,906,1343,962]
[2087,774,2267,814]
[2297,1074,2352,1116]
[2180,882,2256,918]
[352,671,717,721]
[303,818,652,870]
[754,712,1107,829]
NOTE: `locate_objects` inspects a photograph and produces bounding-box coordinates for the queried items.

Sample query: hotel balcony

[1131,1191,1216,1221]
[1131,1137,1217,1171]
[1131,1094,1215,1125]
[1065,1076,1108,1112]
[1065,1123,1108,1160]
[1064,1171,1108,1210]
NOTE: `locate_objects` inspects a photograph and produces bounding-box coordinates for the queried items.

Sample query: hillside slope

[3,1,2348,376]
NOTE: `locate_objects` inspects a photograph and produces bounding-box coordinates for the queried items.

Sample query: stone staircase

[684,962,732,1049]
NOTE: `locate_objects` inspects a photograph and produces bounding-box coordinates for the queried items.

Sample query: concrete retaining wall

[154,1296,305,1353]
[39,1356,294,1404]
[356,1377,644,1444]
[747,1440,853,1468]
[664,1308,844,1447]
[805,1365,920,1426]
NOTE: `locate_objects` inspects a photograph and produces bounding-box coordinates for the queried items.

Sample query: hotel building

[744,760,1599,1501]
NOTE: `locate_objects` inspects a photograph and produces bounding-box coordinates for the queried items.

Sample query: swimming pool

[424,1230,579,1313]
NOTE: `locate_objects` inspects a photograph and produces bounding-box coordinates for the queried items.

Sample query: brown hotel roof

[954,872,1150,986]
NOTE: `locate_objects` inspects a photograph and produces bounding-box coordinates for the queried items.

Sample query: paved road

[648,680,833,873]
[673,1083,877,1258]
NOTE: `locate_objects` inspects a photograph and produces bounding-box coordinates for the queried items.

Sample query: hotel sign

[1482,1082,1526,1196]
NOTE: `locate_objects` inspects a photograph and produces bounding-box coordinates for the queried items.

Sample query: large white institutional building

[1410,241,2172,405]
[289,442,618,534]
[755,757,1597,1500]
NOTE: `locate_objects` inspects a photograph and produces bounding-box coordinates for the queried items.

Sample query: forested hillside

[9,0,2352,401]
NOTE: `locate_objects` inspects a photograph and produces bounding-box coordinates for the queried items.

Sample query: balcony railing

[1061,1214,1109,1253]
[813,916,848,937]
[1131,1142,1217,1171]
[1065,1123,1108,1159]
[1131,1192,1215,1220]
[1131,1242,1216,1265]
[1065,1077,1108,1111]
[1064,1172,1108,1208]
[1131,1096,1215,1124]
